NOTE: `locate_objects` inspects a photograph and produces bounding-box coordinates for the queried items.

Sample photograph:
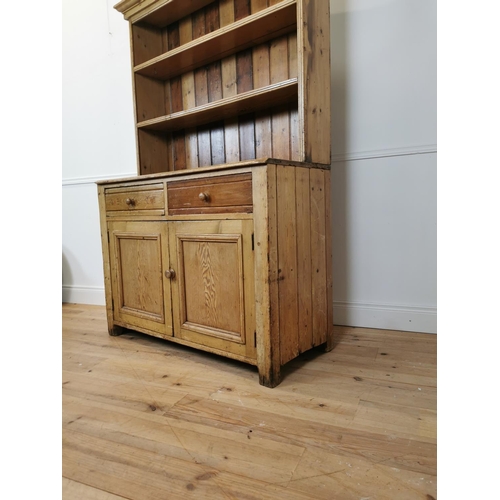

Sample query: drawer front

[167,173,252,215]
[105,184,165,216]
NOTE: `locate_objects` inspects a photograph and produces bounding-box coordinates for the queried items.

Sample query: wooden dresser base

[98,160,333,387]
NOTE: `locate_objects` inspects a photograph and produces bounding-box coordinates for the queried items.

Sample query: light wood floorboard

[62,304,437,500]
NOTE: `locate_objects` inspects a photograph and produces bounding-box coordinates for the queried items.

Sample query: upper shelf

[137,78,298,132]
[134,0,297,81]
[115,0,215,26]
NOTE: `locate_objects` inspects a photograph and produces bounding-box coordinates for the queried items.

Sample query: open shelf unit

[114,0,331,174]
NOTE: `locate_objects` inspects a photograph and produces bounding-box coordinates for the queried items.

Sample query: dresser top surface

[96,158,330,186]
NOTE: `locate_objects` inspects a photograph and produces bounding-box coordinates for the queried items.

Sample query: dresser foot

[109,325,125,337]
[258,365,281,388]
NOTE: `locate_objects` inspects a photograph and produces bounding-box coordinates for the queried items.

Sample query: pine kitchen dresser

[97,0,332,387]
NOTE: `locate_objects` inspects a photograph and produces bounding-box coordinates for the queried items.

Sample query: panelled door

[108,221,173,337]
[168,220,256,361]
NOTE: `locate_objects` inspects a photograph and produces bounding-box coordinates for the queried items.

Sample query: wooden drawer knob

[198,192,210,202]
[164,269,176,280]
[125,198,136,206]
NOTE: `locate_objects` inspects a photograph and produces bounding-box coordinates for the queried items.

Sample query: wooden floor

[62,304,437,500]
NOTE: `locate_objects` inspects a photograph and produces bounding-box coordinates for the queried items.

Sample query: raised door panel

[108,221,173,337]
[169,219,256,361]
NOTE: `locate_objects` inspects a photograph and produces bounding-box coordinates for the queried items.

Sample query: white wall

[62,0,136,304]
[62,0,437,332]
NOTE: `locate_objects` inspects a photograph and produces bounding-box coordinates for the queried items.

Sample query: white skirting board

[62,286,106,306]
[333,301,436,334]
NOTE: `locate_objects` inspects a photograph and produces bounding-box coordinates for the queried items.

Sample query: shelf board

[115,0,215,26]
[137,79,298,133]
[134,0,297,81]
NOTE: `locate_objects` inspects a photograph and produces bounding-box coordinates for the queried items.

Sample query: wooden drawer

[105,184,165,216]
[167,173,253,215]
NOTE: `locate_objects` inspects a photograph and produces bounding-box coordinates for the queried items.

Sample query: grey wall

[330,0,437,333]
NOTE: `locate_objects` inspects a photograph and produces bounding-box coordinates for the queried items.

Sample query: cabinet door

[169,220,256,361]
[108,221,173,337]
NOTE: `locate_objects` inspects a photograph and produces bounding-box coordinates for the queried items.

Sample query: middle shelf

[137,78,298,132]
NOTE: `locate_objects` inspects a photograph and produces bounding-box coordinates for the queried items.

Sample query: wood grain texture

[297,0,331,164]
[170,77,183,114]
[271,105,290,160]
[107,221,173,336]
[179,16,193,45]
[253,165,281,387]
[138,79,298,132]
[105,184,165,213]
[135,0,297,81]
[127,0,331,176]
[134,74,166,122]
[210,124,226,165]
[167,172,252,215]
[97,186,115,335]
[253,41,272,158]
[288,34,299,159]
[63,303,437,499]
[167,21,180,50]
[131,23,162,66]
[219,0,235,27]
[295,167,313,353]
[179,235,245,338]
[251,0,269,14]
[252,43,270,90]
[169,219,256,361]
[219,2,239,164]
[197,126,212,167]
[288,32,298,79]
[207,61,225,164]
[204,2,220,34]
[270,35,290,160]
[238,114,256,161]
[179,17,199,168]
[276,165,299,364]
[324,168,334,350]
[173,131,187,170]
[290,105,300,161]
[137,130,169,175]
[182,72,199,168]
[104,0,333,386]
[236,49,253,94]
[62,478,126,500]
[310,168,328,346]
[234,0,251,21]
[192,7,207,39]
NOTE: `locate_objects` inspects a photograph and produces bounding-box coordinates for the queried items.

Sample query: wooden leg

[318,332,335,352]
[108,325,124,337]
[258,363,281,388]
[320,341,334,352]
[325,335,335,352]
[325,321,335,351]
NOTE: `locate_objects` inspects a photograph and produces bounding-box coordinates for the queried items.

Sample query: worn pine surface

[132,0,301,173]
[62,304,437,500]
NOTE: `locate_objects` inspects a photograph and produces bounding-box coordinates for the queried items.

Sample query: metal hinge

[251,233,254,251]
[254,331,257,348]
